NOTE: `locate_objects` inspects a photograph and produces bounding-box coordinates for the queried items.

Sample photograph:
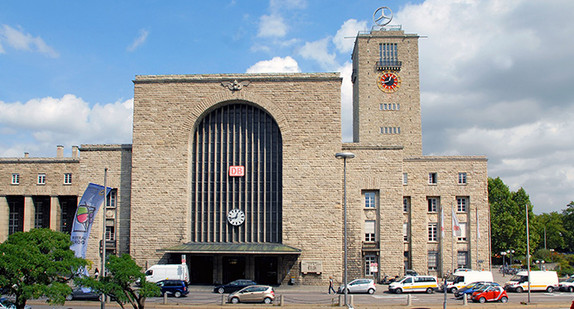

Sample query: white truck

[145,264,190,284]
[504,270,559,293]
[446,270,494,293]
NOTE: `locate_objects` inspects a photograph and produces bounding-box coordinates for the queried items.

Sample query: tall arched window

[191,102,282,243]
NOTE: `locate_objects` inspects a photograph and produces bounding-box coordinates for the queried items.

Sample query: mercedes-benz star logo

[373,6,393,27]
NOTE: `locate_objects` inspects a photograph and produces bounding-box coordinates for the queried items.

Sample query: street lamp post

[507,250,515,273]
[500,252,507,277]
[335,152,355,308]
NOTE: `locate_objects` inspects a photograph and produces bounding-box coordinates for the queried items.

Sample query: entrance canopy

[163,242,301,255]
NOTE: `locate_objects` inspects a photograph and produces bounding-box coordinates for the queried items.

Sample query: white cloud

[338,62,353,142]
[246,56,300,73]
[333,19,366,53]
[0,95,133,157]
[127,29,149,52]
[0,24,59,58]
[298,37,338,71]
[257,14,287,38]
[395,0,574,213]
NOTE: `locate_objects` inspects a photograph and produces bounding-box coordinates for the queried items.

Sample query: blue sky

[1,0,573,215]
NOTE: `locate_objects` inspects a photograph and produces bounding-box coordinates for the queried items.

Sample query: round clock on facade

[227,208,245,226]
[377,71,401,93]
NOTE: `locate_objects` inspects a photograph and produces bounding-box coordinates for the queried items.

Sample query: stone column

[23,196,35,231]
[0,196,9,242]
[50,196,61,231]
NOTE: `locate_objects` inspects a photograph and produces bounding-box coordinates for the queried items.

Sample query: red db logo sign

[229,166,244,177]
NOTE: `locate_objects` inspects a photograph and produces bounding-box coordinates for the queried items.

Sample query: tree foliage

[78,254,160,309]
[0,228,87,309]
[489,177,538,257]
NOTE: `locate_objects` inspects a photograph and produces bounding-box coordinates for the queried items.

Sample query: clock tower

[351,27,422,157]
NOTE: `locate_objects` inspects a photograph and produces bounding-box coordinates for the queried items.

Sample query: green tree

[78,254,160,309]
[0,228,87,309]
[562,202,574,252]
[535,212,566,251]
[489,177,539,259]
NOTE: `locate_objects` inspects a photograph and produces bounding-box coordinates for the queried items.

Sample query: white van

[504,270,559,293]
[446,270,494,293]
[145,264,190,284]
[388,275,438,294]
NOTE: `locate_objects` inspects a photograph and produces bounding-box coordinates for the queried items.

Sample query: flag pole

[101,168,107,309]
[476,208,479,270]
[451,205,455,272]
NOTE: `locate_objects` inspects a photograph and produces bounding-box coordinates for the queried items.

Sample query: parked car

[471,285,508,303]
[0,298,31,309]
[388,275,438,294]
[156,279,188,298]
[454,281,500,299]
[66,287,101,301]
[405,269,418,276]
[338,279,376,294]
[214,279,257,294]
[228,285,275,304]
[559,277,574,292]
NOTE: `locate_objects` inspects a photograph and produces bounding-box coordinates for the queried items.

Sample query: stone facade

[0,27,490,285]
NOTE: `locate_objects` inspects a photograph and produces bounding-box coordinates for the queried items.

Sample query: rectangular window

[402,173,408,185]
[458,222,468,242]
[457,197,468,212]
[403,223,409,242]
[365,255,377,276]
[428,251,438,271]
[379,103,400,111]
[64,173,72,184]
[364,191,376,208]
[428,223,438,242]
[427,197,438,212]
[37,173,46,185]
[428,172,437,184]
[107,189,117,208]
[380,127,401,134]
[458,172,467,184]
[403,197,410,212]
[106,220,115,241]
[457,251,469,268]
[365,220,376,242]
[11,173,20,185]
[377,43,400,70]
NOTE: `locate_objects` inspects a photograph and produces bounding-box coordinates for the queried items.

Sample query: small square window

[428,223,438,242]
[64,173,72,184]
[457,197,468,212]
[11,173,20,185]
[427,197,438,212]
[364,192,376,208]
[458,172,467,184]
[365,220,376,242]
[403,197,410,212]
[403,173,408,185]
[38,173,46,185]
[428,173,437,184]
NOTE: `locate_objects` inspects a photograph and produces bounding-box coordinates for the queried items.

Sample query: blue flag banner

[70,183,110,258]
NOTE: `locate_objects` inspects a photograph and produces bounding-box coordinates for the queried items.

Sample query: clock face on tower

[227,208,245,226]
[377,71,401,93]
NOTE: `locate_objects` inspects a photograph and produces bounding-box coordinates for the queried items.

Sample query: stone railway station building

[0,26,491,286]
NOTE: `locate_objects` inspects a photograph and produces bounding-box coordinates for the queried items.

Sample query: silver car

[338,278,376,294]
[228,285,275,304]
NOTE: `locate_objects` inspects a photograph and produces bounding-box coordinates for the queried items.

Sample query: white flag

[452,207,462,237]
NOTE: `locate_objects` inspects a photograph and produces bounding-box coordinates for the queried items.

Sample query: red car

[471,285,508,303]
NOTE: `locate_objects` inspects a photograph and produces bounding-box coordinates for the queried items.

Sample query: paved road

[21,270,574,308]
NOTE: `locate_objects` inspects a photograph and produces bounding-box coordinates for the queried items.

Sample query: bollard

[221,293,226,305]
[339,294,343,307]
[349,295,354,307]
[280,294,284,306]
[163,292,167,304]
[406,294,412,306]
[462,294,468,306]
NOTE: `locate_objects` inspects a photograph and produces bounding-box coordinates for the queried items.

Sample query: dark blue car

[454,281,499,299]
[157,280,188,298]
